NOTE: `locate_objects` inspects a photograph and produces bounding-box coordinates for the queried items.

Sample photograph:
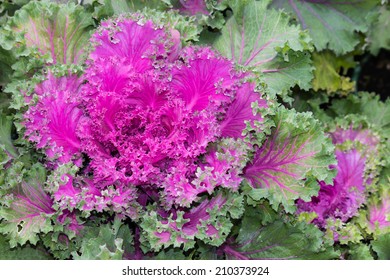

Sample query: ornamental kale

[0,0,389,260]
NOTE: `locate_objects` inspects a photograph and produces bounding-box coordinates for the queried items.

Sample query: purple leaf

[297,149,366,227]
[24,73,84,164]
[220,82,266,138]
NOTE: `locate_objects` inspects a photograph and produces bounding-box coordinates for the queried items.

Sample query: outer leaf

[0,46,14,85]
[312,51,355,94]
[347,244,374,260]
[260,51,314,96]
[223,206,338,260]
[0,112,18,160]
[72,219,133,260]
[0,0,30,25]
[367,5,390,55]
[91,0,172,19]
[40,214,102,260]
[0,180,54,247]
[329,92,390,138]
[195,242,221,260]
[9,1,94,64]
[0,234,52,260]
[271,0,378,54]
[372,234,390,260]
[244,106,336,213]
[140,190,244,251]
[213,0,313,98]
[155,248,188,260]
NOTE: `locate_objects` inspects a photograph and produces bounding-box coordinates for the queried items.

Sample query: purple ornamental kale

[296,125,376,227]
[297,149,366,227]
[24,15,266,213]
[330,125,379,153]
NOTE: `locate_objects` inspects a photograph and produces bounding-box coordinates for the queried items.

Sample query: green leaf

[271,0,379,55]
[0,0,30,25]
[138,8,202,44]
[155,248,188,260]
[367,5,390,55]
[260,51,314,99]
[325,218,363,245]
[239,203,280,226]
[41,214,106,260]
[89,0,172,19]
[72,219,133,260]
[312,51,355,94]
[0,46,15,85]
[0,179,54,247]
[213,0,313,99]
[0,111,18,160]
[244,106,336,213]
[0,234,53,260]
[348,244,374,260]
[290,90,332,122]
[329,92,390,139]
[372,234,390,260]
[226,206,338,260]
[194,242,220,260]
[8,1,94,65]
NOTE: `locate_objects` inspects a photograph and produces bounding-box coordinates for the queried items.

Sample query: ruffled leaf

[244,106,336,213]
[155,248,188,260]
[24,74,84,163]
[140,190,244,251]
[367,184,390,232]
[171,47,236,112]
[89,16,173,73]
[163,138,249,207]
[297,149,366,227]
[330,125,380,151]
[347,244,374,260]
[179,0,209,15]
